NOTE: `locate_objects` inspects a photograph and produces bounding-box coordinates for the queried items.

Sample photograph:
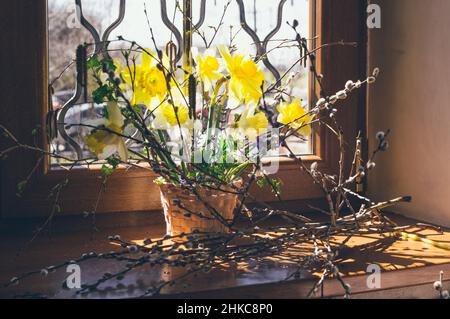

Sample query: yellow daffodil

[277,99,314,137]
[161,102,190,126]
[238,106,269,141]
[152,90,191,130]
[193,48,222,92]
[85,102,129,161]
[218,45,265,106]
[120,50,167,108]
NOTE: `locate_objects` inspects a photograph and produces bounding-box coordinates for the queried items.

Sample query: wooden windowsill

[1,213,449,299]
[45,153,323,177]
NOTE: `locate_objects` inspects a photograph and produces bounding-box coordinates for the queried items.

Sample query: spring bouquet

[80,35,317,236]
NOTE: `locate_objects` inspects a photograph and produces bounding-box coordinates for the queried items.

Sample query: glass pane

[48,0,312,166]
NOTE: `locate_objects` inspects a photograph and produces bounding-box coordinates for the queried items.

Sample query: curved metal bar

[57,45,85,160]
[236,0,286,86]
[262,0,287,49]
[55,0,99,160]
[101,0,127,56]
[261,0,287,83]
[75,0,101,53]
[54,0,291,160]
[236,0,264,57]
[56,1,129,160]
[160,0,183,63]
[194,0,207,30]
[57,96,84,160]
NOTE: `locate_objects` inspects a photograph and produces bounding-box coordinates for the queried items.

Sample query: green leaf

[107,157,120,169]
[101,157,121,177]
[257,177,283,196]
[31,125,41,136]
[16,180,28,197]
[101,165,114,176]
[102,58,117,73]
[153,177,167,186]
[103,105,110,119]
[87,56,102,70]
[92,85,111,104]
[225,161,250,182]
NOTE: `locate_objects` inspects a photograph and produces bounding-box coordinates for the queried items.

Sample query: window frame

[0,0,367,218]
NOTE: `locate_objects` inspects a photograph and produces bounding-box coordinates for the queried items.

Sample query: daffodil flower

[120,50,167,109]
[152,89,192,130]
[193,48,222,92]
[85,102,129,161]
[218,45,265,107]
[155,102,190,128]
[238,105,269,141]
[277,99,314,137]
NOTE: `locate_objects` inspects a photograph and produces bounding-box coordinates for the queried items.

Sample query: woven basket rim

[159,179,243,193]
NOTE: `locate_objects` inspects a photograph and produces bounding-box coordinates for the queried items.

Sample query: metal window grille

[47,0,311,161]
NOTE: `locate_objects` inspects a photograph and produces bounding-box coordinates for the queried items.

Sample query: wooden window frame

[0,0,367,218]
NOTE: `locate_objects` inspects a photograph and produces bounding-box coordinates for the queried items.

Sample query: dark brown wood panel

[0,0,49,218]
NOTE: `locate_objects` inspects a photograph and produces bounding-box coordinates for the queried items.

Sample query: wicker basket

[159,183,240,238]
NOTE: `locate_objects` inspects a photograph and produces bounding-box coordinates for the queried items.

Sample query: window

[0,0,367,218]
[48,0,312,164]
